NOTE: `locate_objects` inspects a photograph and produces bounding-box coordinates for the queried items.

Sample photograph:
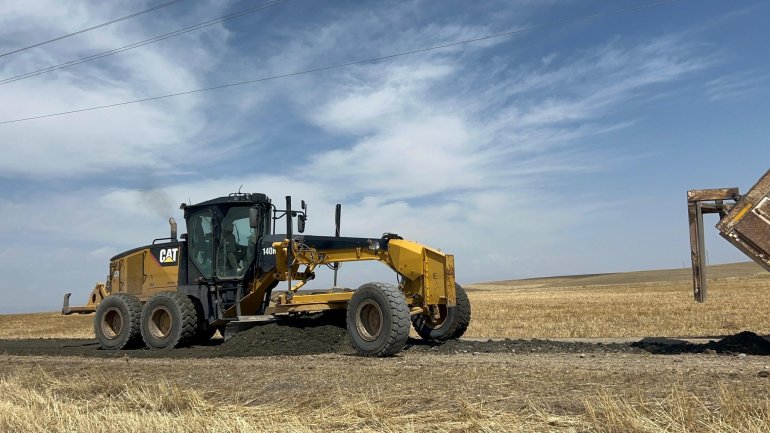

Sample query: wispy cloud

[295,29,706,202]
[705,70,770,101]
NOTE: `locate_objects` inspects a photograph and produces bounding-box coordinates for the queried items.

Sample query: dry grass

[0,313,93,339]
[11,274,770,341]
[465,275,770,339]
[0,353,768,433]
[2,265,770,432]
[583,385,770,433]
[0,362,529,433]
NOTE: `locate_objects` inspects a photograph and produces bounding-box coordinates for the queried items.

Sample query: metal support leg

[688,201,707,302]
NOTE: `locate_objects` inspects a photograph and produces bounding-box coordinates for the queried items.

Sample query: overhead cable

[0,0,190,59]
[0,0,680,125]
[0,0,291,86]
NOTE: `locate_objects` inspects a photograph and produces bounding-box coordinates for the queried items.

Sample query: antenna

[238,185,243,193]
[334,204,341,286]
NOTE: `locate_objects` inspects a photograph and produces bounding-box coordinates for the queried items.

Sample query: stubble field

[1,262,769,432]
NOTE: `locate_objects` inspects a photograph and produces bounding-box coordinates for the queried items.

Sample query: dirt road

[1,317,768,358]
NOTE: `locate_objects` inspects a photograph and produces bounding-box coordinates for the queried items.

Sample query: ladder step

[235,315,276,323]
[305,287,353,294]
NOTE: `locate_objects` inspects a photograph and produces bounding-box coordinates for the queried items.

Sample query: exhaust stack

[169,217,177,241]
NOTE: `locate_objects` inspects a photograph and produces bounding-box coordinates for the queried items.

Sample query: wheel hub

[101,307,123,339]
[355,300,383,342]
[148,306,173,340]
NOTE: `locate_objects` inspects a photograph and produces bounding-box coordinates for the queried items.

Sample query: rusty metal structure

[688,169,770,302]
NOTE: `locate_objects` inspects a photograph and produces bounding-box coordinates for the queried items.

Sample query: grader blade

[222,315,276,341]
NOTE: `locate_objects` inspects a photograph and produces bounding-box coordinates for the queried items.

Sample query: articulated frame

[219,237,456,321]
[266,238,455,317]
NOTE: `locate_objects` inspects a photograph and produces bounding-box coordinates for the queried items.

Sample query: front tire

[94,293,142,350]
[412,283,471,341]
[346,282,410,357]
[140,292,197,349]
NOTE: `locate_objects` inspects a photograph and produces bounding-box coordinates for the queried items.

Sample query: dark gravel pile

[219,317,353,357]
[217,326,639,357]
[406,338,638,355]
[632,331,770,355]
[711,331,770,355]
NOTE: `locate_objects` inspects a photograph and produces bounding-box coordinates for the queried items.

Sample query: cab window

[188,211,213,278]
[216,207,256,278]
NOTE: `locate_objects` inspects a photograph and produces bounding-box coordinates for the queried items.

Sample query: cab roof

[181,193,271,213]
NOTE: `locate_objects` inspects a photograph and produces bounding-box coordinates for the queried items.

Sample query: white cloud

[0,0,234,178]
[314,63,454,134]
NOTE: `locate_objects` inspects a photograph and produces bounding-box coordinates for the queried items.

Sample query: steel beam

[688,201,708,302]
[687,188,739,203]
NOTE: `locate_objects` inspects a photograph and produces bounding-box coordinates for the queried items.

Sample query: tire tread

[141,291,198,349]
[347,282,410,357]
[94,293,143,350]
[412,283,471,341]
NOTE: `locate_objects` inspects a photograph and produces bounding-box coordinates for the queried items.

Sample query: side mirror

[249,207,258,228]
[298,200,308,233]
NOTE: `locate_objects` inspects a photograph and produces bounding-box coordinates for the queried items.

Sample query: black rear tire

[346,282,410,357]
[140,292,197,349]
[94,293,143,350]
[412,283,471,341]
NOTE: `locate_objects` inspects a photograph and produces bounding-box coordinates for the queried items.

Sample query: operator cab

[181,193,272,282]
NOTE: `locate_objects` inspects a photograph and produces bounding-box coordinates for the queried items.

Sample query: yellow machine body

[65,237,456,321]
[108,249,179,300]
[63,243,181,314]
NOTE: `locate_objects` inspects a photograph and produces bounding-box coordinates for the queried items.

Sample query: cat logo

[158,247,179,264]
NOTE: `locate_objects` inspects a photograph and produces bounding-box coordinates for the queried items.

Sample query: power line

[0,0,681,126]
[0,0,291,86]
[0,0,190,59]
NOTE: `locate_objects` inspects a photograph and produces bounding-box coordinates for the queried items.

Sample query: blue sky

[0,0,768,312]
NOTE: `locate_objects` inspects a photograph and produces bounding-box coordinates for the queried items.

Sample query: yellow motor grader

[63,193,470,357]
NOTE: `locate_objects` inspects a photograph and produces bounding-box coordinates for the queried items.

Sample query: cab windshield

[216,206,256,278]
